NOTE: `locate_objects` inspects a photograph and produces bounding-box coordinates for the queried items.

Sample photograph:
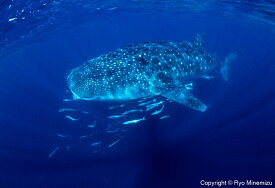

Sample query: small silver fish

[48,146,59,158]
[138,99,156,106]
[122,117,145,125]
[160,115,170,119]
[57,134,70,138]
[65,115,79,121]
[87,121,96,128]
[145,101,165,111]
[122,109,143,115]
[91,141,102,146]
[108,114,125,119]
[58,108,76,112]
[151,105,164,115]
[108,139,120,148]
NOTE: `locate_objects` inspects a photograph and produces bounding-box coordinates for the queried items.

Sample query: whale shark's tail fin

[162,87,207,112]
[221,52,237,81]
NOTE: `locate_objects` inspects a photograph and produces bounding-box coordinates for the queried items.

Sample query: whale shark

[67,34,236,112]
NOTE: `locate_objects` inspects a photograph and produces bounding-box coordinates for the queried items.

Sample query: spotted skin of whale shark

[68,34,236,112]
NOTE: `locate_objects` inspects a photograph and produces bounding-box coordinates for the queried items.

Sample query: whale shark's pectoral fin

[162,88,207,112]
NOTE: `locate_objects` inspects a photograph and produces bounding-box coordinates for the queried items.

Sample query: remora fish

[67,35,236,112]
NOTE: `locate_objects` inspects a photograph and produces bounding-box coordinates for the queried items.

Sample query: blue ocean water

[0,0,275,187]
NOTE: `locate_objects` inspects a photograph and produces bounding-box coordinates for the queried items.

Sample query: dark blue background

[0,4,275,188]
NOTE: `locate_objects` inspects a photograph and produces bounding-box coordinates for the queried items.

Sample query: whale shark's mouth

[70,92,104,101]
[71,90,80,100]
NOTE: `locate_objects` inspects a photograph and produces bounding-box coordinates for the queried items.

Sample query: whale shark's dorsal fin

[161,87,207,112]
[193,34,205,47]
